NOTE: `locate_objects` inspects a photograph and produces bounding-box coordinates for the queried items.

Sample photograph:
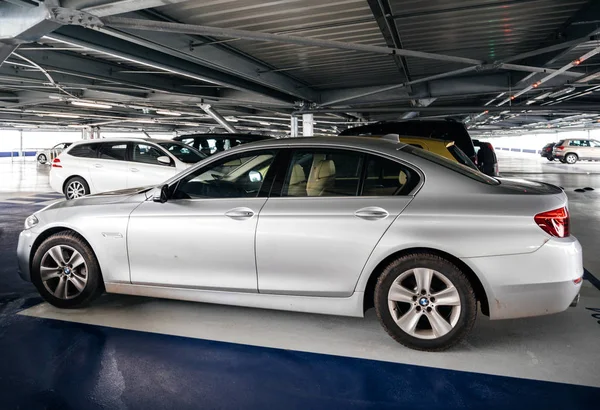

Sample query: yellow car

[370,135,478,169]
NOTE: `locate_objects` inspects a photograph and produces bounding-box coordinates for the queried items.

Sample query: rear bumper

[463,236,583,320]
[49,169,65,195]
[553,152,565,159]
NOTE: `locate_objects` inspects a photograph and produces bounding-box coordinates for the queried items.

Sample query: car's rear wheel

[64,177,90,200]
[565,153,578,164]
[31,231,103,309]
[37,154,47,164]
[374,253,477,351]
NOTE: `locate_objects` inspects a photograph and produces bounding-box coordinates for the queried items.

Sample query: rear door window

[363,155,419,196]
[99,142,128,161]
[68,143,100,158]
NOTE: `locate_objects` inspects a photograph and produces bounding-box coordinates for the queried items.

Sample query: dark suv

[173,133,272,156]
[339,119,477,164]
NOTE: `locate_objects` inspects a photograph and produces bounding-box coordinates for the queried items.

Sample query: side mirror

[157,156,172,166]
[153,184,169,203]
[249,170,262,182]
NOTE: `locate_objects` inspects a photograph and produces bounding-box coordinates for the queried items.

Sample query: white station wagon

[49,138,206,199]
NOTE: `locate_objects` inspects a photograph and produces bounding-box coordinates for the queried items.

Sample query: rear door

[127,142,179,188]
[88,142,130,193]
[256,148,418,296]
[590,140,600,159]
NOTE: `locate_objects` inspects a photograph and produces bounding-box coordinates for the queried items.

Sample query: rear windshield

[401,145,499,185]
[340,121,475,158]
[447,144,477,169]
[157,142,206,164]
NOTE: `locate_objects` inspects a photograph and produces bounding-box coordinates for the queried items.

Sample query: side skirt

[105,283,365,318]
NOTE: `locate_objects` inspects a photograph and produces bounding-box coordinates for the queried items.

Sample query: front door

[88,141,130,193]
[127,142,179,189]
[128,149,279,291]
[256,148,418,297]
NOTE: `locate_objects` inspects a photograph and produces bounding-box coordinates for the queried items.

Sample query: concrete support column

[290,116,298,138]
[302,113,314,137]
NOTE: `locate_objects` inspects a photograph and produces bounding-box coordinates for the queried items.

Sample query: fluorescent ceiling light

[156,110,182,116]
[71,100,113,109]
[259,121,270,126]
[67,124,89,128]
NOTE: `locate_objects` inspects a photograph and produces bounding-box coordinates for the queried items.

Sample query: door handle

[130,168,139,172]
[225,207,255,220]
[354,207,389,220]
[94,164,103,168]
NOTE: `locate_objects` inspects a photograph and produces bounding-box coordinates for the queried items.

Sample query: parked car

[20,136,582,351]
[541,142,556,161]
[49,138,206,199]
[36,142,72,164]
[472,140,499,176]
[340,119,477,164]
[173,133,272,156]
[553,138,600,164]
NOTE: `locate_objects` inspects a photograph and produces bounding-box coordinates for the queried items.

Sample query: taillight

[52,158,62,168]
[534,207,569,238]
[555,146,565,150]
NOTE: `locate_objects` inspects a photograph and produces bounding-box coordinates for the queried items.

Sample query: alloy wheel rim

[40,245,88,300]
[567,155,576,163]
[67,181,85,199]
[387,268,461,340]
[38,155,46,164]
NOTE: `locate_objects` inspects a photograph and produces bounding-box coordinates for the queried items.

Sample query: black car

[339,119,477,164]
[473,139,499,177]
[173,133,272,156]
[541,142,556,161]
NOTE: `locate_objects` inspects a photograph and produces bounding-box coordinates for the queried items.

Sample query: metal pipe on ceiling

[199,103,238,133]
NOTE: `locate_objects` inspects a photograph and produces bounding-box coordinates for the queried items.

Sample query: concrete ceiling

[1,0,600,136]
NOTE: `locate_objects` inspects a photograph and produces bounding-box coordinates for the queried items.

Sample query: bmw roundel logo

[419,297,429,307]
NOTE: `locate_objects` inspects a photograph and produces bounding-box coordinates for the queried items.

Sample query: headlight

[24,214,39,230]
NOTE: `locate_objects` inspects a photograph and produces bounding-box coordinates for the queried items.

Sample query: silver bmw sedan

[17,136,583,351]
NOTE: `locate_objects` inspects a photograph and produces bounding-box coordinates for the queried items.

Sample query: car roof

[174,133,271,140]
[228,136,407,154]
[70,138,180,145]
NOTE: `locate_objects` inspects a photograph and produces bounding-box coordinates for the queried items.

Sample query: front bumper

[463,236,583,320]
[17,229,40,282]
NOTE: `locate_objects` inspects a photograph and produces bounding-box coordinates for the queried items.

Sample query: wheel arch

[62,175,89,194]
[29,226,100,280]
[361,247,489,316]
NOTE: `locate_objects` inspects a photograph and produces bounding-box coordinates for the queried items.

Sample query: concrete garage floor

[0,155,599,409]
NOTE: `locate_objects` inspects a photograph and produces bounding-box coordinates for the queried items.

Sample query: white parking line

[20,284,600,388]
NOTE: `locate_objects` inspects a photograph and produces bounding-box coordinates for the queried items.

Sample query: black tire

[64,176,90,200]
[560,159,567,163]
[374,253,477,351]
[565,153,578,164]
[31,231,103,309]
[547,157,554,161]
[37,154,47,164]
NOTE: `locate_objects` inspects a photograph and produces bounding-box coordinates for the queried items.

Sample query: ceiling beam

[1,49,219,98]
[52,26,303,103]
[294,105,600,115]
[65,0,191,17]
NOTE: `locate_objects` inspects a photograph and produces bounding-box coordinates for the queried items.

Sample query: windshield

[158,142,206,164]
[401,144,499,185]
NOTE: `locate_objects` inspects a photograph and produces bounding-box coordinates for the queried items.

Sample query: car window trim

[161,143,424,197]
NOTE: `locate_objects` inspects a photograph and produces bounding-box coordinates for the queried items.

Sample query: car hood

[495,178,563,195]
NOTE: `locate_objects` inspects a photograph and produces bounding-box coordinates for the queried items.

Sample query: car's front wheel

[31,231,103,309]
[37,154,47,164]
[375,253,477,351]
[547,157,554,161]
[64,177,90,200]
